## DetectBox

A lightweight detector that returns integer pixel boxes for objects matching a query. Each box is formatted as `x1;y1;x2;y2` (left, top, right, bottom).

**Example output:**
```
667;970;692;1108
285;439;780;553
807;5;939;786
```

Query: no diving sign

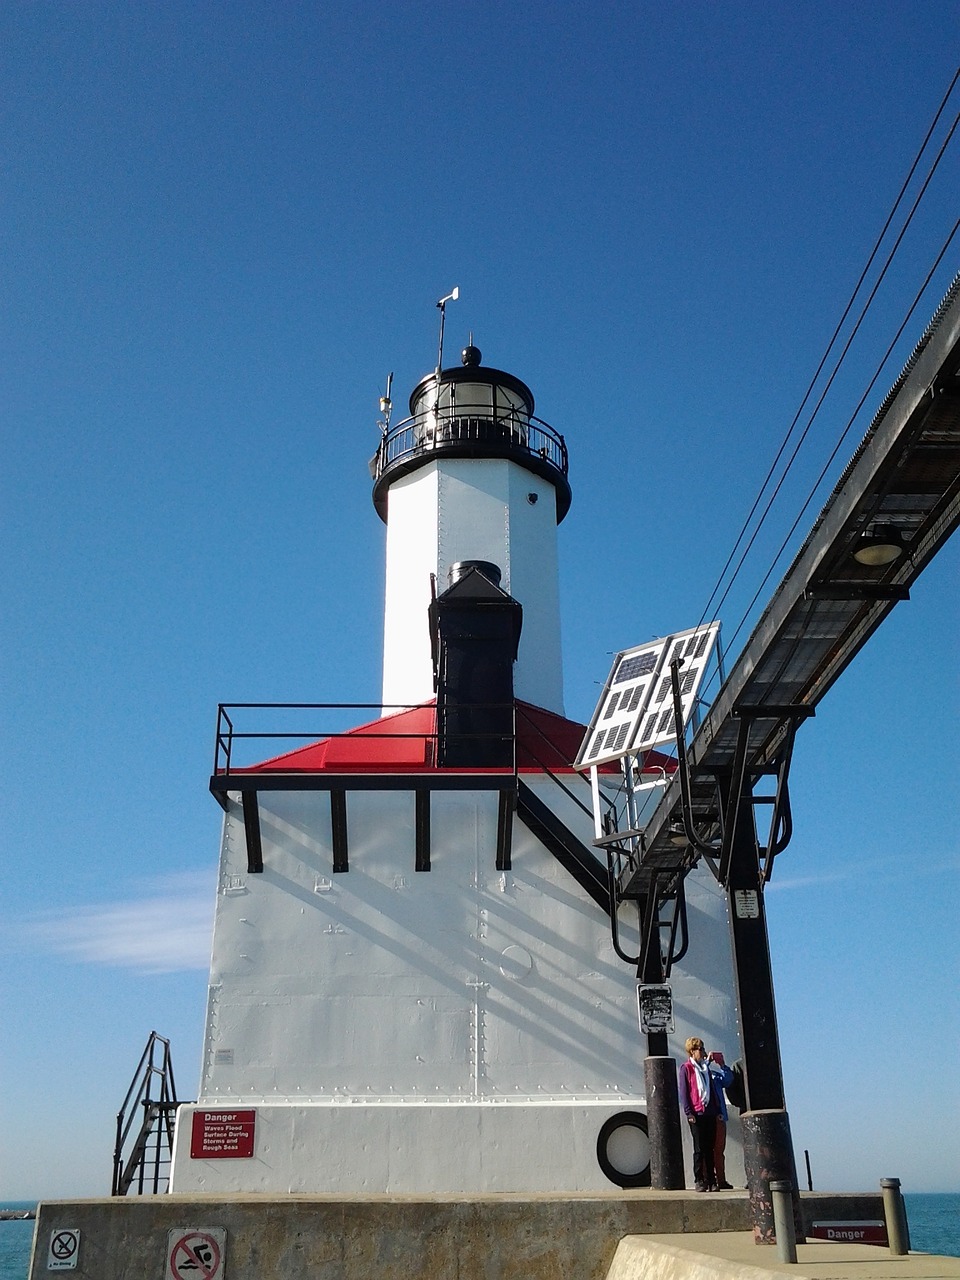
166;1228;226;1280
47;1228;80;1270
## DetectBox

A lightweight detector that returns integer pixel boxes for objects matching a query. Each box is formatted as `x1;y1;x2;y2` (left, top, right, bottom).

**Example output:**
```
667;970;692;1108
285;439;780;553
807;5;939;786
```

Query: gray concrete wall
28;1192;883;1280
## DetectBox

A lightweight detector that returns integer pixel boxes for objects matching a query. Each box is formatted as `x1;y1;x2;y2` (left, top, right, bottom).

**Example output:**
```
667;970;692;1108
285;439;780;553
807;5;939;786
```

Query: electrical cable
694;65;960;640
706;99;960;633
720;213;960;661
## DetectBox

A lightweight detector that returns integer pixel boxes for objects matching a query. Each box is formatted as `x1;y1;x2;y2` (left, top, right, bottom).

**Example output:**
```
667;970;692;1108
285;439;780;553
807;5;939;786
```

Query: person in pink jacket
677;1036;722;1191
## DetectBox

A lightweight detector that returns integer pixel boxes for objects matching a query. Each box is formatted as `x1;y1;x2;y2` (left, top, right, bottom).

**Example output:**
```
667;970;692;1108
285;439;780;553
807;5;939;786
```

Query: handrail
512;704;594;821
112;1031;182;1196
214;700;525;775
373;399;568;483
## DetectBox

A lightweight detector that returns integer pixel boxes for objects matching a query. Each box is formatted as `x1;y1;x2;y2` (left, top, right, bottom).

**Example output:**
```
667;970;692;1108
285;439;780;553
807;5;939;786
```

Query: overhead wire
694;64;960;647
721;212;960;662
692;64;960;694
709;98;960;631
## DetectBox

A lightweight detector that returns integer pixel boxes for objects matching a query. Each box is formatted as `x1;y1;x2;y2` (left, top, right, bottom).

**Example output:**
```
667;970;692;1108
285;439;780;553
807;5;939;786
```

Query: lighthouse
168;338;741;1195
377;341;568;714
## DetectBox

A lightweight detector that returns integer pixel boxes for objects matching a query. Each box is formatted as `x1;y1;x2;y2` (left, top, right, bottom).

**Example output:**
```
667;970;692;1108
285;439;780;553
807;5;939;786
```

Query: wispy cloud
767;868;855;892
11;869;215;974
767;851;959;893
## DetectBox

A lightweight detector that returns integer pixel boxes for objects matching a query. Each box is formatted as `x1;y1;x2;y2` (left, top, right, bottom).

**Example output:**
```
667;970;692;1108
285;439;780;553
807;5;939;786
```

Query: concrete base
608;1232;960;1280
170;1101;660;1194
28;1191;900;1280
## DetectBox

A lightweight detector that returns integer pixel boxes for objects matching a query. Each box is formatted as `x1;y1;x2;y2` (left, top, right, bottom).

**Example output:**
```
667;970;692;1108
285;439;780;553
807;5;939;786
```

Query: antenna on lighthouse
377;371;394;435
435;285;460;376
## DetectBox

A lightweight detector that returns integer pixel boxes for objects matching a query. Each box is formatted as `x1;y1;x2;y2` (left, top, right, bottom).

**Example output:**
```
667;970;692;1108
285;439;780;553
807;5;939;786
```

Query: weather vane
435;285;460;376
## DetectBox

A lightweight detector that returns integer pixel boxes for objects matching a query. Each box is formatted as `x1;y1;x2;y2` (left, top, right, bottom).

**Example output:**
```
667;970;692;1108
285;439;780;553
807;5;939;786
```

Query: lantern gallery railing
372;400;568;488
375;402;567;476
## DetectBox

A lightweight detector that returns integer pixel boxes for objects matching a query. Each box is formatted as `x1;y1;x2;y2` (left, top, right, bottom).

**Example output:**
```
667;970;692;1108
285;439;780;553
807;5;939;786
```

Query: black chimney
429;563;522;768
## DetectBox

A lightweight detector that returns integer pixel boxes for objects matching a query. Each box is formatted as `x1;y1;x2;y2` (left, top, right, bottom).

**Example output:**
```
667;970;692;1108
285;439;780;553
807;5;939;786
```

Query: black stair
516;779;611;914
112;1032;183;1195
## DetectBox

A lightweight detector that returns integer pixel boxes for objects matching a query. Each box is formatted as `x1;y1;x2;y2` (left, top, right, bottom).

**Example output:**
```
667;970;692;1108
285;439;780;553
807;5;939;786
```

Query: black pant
690;1114;718;1188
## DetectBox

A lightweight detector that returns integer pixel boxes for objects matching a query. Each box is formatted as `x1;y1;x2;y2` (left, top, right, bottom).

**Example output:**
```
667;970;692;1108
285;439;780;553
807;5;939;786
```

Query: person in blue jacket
707;1050;735;1190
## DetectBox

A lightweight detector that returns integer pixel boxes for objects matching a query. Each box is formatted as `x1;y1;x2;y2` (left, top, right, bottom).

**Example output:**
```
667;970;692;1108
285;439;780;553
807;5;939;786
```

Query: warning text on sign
190;1109;256;1159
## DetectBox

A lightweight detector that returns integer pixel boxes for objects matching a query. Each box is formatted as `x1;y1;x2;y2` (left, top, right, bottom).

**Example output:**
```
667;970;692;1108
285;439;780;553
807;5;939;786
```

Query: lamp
668;820;688;847
851;524;905;567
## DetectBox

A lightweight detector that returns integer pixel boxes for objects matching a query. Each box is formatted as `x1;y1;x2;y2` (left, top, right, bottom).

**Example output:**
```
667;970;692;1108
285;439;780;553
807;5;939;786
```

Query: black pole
644;1056;685;1189
721;773;803;1243
638;892;684;1189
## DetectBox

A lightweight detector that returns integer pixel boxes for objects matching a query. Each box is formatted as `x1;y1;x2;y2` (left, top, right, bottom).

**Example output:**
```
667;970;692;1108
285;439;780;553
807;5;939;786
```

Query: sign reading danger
191;1109;256;1158
166;1228;226;1280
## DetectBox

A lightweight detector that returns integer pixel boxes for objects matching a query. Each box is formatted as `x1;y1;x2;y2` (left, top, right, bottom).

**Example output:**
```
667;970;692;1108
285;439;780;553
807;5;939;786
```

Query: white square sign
47;1228;80;1270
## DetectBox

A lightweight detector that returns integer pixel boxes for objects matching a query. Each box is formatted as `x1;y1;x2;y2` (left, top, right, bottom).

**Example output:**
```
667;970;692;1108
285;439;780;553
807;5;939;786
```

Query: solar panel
574;622;721;769
615;651;658;682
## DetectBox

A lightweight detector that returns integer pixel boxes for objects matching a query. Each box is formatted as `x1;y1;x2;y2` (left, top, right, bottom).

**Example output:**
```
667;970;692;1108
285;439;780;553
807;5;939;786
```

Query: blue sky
1;1;958;1199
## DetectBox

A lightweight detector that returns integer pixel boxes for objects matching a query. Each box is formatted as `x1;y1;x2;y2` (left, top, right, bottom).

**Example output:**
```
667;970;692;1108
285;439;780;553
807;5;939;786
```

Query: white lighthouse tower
378;341;567;714
168;337;741;1195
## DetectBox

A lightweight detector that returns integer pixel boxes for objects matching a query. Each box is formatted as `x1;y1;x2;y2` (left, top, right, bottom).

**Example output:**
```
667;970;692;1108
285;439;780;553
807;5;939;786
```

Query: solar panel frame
574;622;721;769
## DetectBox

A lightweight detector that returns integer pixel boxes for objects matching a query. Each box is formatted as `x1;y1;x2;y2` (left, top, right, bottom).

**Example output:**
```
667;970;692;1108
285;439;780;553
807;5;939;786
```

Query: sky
1;1;958;1200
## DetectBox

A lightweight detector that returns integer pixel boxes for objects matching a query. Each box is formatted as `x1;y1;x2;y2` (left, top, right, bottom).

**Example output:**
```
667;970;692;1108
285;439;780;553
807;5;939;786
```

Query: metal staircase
112;1032;183;1195
514;779;610;914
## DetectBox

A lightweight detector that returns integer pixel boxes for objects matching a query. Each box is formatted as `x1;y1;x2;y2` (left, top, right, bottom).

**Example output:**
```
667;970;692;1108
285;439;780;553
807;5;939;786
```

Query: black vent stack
429;562;522;768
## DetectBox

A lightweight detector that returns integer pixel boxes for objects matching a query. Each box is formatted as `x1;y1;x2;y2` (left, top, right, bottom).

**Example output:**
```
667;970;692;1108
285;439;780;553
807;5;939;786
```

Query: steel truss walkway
618;273;960;904
605;274;960;1192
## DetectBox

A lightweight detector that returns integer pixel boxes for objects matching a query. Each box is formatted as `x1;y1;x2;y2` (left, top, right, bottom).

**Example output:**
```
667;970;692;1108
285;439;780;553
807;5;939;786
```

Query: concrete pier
26;1190;924;1280
608;1232;960;1280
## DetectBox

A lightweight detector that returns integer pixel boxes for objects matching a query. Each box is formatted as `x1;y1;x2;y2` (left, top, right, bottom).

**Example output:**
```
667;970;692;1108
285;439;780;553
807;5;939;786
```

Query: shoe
717;1181;733;1190
694;1181;707;1192
707;1183;719;1192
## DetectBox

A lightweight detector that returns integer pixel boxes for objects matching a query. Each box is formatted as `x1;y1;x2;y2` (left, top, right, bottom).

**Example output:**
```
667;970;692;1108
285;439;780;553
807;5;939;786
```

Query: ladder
112;1031;183;1195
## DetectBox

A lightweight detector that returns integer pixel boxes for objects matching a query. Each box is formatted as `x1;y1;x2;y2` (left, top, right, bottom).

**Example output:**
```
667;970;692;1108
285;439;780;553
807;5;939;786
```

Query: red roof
230;700;676;778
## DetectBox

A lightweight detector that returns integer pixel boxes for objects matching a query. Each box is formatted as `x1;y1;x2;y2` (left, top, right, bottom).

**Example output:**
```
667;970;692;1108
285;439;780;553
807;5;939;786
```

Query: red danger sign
810;1220;887;1245
190;1109;256;1158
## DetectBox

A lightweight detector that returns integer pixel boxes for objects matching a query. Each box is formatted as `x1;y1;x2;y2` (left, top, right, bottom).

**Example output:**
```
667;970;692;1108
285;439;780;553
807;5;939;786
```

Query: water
0;1205;35;1280
905;1192;960;1259
0;1194;957;1276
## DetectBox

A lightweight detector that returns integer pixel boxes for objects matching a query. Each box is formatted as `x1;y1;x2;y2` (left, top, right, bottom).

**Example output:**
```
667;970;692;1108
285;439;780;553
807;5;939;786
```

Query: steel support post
742;1112;804;1245
644;1056;685;1189
638;892;684;1189
722;775;802;1243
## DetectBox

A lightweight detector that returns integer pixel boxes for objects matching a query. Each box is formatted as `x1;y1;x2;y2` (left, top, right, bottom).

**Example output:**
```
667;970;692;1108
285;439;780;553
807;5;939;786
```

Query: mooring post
881;1177;910;1255
770;1179;798;1263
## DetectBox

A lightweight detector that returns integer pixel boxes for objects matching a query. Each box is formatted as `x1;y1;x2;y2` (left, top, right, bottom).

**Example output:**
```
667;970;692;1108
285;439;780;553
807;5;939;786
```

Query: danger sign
190;1108;256;1158
810;1220;887;1245
165;1228;226;1280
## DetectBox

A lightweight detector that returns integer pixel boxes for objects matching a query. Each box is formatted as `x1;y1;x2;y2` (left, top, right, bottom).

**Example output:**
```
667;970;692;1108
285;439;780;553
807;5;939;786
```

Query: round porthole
596;1111;651;1188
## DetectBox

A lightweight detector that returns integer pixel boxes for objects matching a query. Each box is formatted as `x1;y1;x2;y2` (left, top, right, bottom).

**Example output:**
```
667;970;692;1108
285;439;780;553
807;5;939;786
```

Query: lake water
905;1192;960;1259
2;1192;957;1277
0;1206;34;1280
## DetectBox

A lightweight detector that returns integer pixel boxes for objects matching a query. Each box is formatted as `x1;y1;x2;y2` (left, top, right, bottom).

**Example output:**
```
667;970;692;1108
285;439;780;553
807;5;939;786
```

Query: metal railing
372;400;568;483
213;701;525;776
214;703;410;775
112;1032;182;1196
